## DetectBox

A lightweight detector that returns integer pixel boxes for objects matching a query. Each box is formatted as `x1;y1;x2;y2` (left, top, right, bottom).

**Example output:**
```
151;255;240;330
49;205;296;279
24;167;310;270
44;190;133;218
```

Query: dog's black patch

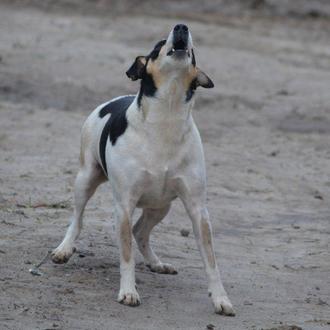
186;78;198;102
99;95;135;175
191;49;196;67
137;40;166;107
137;72;157;107
149;39;166;61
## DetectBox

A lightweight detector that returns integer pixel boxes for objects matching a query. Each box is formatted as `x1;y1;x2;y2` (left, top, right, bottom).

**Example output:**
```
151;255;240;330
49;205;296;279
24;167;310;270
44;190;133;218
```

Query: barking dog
52;24;234;316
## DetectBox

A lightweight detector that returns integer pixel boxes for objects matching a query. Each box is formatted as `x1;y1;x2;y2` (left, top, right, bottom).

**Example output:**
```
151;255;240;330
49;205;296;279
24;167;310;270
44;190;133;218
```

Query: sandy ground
0;2;330;329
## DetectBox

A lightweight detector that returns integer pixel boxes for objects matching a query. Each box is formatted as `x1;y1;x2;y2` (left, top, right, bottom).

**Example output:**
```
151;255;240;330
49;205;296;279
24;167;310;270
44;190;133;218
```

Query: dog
51;24;234;316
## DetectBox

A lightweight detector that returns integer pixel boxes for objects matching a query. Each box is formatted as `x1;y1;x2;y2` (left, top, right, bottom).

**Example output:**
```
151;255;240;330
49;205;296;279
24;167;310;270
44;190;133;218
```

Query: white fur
52;27;234;316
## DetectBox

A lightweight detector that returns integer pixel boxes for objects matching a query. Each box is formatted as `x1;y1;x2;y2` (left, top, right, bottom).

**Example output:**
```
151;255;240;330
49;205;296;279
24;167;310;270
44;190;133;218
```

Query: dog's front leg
181;195;235;316
116;207;140;307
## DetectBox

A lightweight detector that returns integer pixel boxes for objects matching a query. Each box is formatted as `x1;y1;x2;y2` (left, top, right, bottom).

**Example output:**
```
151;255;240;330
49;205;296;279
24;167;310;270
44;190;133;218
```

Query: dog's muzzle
167;24;190;58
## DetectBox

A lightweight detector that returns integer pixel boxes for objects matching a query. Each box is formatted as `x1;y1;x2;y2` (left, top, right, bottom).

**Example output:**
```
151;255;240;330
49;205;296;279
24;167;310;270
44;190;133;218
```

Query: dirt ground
1;1;330;329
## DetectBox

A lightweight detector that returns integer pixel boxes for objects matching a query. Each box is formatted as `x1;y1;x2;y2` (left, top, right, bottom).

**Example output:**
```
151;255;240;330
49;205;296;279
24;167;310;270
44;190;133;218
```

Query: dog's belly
136;170;178;209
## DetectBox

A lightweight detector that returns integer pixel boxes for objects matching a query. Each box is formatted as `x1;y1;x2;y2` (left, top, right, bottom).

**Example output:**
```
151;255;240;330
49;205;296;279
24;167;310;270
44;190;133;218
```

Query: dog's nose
174;24;189;34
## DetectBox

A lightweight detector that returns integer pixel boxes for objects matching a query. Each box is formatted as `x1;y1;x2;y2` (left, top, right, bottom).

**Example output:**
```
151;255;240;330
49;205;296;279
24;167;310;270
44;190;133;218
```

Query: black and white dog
52;24;234;315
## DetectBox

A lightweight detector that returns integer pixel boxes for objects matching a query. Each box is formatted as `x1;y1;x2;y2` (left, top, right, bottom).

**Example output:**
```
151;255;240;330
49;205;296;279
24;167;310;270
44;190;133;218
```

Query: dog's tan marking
120;217;132;263
201;218;216;268
180;67;198;103
183;66;198;88
146;45;200;98
146;59;163;89
183;67;214;91
147;56;198;98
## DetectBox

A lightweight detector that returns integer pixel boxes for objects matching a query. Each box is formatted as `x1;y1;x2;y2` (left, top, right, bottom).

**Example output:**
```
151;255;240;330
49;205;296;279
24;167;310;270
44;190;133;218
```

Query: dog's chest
135;164;179;208
105;101;200;208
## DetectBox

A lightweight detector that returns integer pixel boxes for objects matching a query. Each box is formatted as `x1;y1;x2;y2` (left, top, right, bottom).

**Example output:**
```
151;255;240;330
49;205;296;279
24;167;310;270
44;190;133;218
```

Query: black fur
191;49;196;67
186;78;198;102
137;72;157;107
126;57;145;81
137;40;166;107
149;39;166;60
99;95;135;175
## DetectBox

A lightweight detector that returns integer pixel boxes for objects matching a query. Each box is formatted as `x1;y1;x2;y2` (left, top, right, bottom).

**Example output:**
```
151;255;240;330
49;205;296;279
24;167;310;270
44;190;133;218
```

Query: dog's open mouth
167;39;190;57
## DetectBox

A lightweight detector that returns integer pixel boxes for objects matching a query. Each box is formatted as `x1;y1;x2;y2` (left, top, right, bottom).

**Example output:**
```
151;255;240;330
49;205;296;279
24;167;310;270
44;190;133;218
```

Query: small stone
314;192;323;200
244;300;253;305
180;228;190;237
277;89;289;96
269;150;279;157
63;288;74;294
206;324;215;330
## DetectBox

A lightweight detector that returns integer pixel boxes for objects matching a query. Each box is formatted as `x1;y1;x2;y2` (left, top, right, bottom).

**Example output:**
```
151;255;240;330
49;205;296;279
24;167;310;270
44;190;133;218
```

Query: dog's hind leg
52;162;106;264
133;205;177;274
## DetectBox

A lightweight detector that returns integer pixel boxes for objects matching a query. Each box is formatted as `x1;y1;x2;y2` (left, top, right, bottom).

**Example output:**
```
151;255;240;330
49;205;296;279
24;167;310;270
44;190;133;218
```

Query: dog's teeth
172;48;175;52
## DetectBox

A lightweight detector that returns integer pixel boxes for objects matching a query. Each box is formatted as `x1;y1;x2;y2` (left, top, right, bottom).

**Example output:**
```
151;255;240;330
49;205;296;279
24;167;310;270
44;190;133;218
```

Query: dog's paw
118;289;141;307
51;246;76;264
212;295;235;316
147;263;178;275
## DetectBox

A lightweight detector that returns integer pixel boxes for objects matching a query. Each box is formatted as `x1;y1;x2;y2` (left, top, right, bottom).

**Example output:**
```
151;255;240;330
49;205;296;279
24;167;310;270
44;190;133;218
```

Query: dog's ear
126;56;147;81
196;68;214;88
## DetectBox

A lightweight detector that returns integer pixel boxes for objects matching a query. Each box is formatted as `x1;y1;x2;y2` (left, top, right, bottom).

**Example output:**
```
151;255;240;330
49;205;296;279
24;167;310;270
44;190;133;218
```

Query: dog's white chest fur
135;167;176;208
102;97;198;209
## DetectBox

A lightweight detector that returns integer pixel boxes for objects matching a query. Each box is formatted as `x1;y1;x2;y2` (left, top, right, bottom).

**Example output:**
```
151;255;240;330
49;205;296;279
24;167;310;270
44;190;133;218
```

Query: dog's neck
127;78;194;144
139;73;194;123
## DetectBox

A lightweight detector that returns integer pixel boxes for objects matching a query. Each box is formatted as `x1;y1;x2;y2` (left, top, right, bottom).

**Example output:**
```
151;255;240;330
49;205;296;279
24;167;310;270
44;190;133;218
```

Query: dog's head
126;24;214;106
